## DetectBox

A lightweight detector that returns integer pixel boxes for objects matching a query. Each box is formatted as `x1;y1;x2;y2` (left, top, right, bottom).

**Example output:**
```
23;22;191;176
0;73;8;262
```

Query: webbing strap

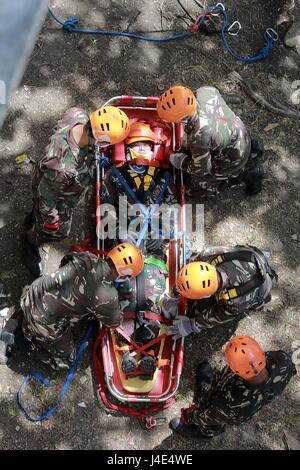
221;273;264;301
115;327;149;357
130;333;167;358
122;311;166;323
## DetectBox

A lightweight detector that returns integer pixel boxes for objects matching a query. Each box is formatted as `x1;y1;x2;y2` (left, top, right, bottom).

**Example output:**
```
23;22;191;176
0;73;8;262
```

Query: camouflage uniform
182;86;251;195
117;258;168;352
188;245;276;329
20;251;122;365
185;351;296;437
100;164;179;246
29;107;92;244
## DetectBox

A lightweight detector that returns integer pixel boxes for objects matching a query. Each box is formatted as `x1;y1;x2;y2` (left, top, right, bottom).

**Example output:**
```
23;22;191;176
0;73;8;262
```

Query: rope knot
62;17;80;31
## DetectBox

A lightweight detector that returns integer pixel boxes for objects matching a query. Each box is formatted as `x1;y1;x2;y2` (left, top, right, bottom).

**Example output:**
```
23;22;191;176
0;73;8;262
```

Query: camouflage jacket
32;108;92;224
187;351;296;436
20;251;122;337
183;86;251;179
117;257;168;315
188;245;276;328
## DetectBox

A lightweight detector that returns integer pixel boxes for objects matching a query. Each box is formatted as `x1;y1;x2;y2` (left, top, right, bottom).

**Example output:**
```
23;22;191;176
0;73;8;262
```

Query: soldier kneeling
163;245;277;338
169;336;296;439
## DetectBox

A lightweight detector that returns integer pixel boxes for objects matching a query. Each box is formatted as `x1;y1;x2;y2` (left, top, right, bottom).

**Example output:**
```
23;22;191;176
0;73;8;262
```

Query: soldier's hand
160;293;179;319
166;316;200;340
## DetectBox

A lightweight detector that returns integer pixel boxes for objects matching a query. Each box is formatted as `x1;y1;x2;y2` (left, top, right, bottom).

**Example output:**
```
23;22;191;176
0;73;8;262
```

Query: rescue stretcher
72;96;188;429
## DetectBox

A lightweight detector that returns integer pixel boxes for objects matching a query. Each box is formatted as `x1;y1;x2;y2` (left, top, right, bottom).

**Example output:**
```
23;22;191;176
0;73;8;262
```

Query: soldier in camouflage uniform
116;255;169;378
169;336;296;439
162;245;277;339
157;85;265;197
100;122;179;256
22;106;130;276
19;243;144;370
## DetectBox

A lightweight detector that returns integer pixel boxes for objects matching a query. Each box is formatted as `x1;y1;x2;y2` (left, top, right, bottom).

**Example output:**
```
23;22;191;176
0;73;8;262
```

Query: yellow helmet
90;106;130;145
176;262;219;300
107;243;144;278
157;86;197;123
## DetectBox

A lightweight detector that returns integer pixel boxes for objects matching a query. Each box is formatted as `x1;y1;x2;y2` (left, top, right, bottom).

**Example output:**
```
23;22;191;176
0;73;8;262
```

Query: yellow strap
157;359;170;368
114;345;133;352
133;175;141;189
211;255;224;266
221;287;238;301
143;167;155;191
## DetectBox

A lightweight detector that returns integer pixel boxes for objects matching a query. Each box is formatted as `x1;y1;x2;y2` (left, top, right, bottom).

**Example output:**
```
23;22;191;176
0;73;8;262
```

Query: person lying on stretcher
116;254;170;380
100;122;179;257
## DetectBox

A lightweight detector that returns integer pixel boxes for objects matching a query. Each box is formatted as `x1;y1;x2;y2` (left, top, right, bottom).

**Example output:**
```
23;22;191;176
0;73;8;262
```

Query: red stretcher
72;95;188;429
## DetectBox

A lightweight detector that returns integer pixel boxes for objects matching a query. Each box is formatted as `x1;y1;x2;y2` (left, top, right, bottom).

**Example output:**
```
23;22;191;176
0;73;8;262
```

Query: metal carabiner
211;3;225;16
227;20;242;36
265;28;279;42
145;417;157;430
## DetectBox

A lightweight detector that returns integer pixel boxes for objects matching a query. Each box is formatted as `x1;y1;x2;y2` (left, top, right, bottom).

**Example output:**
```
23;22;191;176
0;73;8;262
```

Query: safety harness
101;156;174;246
210;248;277;304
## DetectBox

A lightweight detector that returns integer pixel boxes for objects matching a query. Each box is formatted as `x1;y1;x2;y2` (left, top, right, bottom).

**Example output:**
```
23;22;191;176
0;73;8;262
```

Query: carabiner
227;21;242;37
211;3;225;16
265;28;279;42
145;417;157;429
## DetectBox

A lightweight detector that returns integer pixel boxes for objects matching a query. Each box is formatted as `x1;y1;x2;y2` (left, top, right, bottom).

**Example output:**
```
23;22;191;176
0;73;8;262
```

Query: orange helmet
176;262;219;300
157;86;197;123
224;336;266;380
125;122;156;145
107;243;144;278
89;106;130;145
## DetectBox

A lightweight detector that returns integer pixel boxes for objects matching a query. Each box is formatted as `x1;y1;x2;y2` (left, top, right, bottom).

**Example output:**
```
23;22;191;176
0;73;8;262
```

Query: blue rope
48;8;192;42
48;5;277;62
197;5;278;63
17;325;93;422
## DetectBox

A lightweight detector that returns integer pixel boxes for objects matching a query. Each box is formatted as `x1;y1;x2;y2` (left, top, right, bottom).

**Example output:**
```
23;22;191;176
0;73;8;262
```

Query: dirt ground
0;0;299;451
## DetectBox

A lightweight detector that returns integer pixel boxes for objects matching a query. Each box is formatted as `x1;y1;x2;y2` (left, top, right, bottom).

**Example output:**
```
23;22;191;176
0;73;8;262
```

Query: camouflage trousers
27;203;73;245
20;287;77;368
185;363;226;438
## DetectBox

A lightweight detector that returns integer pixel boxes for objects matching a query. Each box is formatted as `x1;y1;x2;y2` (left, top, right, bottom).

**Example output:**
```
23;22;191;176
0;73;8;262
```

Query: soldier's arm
190;246;242;262
193;301;237;328
183;150;212;176
93;284;123;328
36;168;69;223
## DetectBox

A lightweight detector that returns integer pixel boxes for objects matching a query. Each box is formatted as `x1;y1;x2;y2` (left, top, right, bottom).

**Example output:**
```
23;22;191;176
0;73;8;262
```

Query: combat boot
169;417;212;440
243;163;266;195
21;236;43;276
139;355;156;380
250;138;264;160
122;351;138;373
